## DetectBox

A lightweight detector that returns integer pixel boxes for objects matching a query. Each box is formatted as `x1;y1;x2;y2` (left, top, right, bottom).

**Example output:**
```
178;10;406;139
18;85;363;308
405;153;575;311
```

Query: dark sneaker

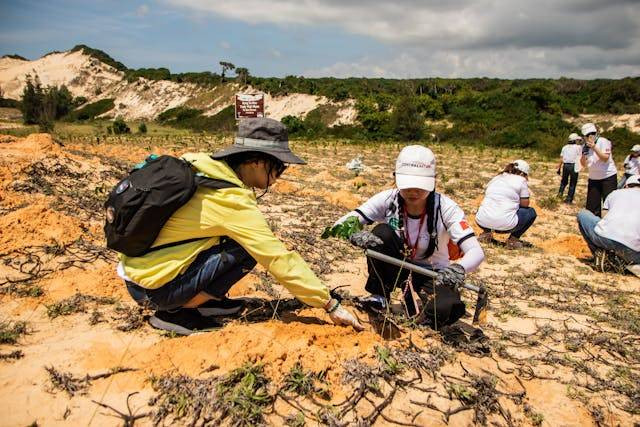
505;237;524;250
149;309;222;335
197;298;245;316
477;232;493;244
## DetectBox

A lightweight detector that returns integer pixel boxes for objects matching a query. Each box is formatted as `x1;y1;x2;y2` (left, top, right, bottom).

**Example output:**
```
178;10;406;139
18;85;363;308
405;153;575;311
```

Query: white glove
327;301;364;331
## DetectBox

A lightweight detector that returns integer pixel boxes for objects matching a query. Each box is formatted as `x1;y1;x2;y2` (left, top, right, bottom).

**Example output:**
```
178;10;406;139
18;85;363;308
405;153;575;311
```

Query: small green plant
524;404;544;426
376;346;403;376
216;363;273;426
45;293;115;319
537;194;560;210
282;363;331;400
138;122;147;134
0;320;28;344
448;383;476;403
282;363;315;396
284;411;306;427
321;216;362;239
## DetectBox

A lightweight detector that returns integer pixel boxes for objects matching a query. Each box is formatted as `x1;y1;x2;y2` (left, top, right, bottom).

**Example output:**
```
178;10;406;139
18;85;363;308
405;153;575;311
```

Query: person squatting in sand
475;160;537;249
331;145;485;328
577;174;640;278
117;118;363;335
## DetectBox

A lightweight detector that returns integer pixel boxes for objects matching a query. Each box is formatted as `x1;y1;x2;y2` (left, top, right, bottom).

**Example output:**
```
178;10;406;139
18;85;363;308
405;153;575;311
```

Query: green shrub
138;122;147;134
70;44;127;71
112;117;130;134
67;98;115;121
157;105;236;132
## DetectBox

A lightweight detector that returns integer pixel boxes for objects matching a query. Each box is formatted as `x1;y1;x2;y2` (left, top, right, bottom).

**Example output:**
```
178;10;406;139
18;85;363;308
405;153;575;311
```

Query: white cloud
136;4;150;17
164;0;640;77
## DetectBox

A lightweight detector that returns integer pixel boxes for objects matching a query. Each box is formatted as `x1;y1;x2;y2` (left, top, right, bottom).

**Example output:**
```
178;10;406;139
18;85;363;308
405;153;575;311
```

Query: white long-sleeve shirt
336;189;484;272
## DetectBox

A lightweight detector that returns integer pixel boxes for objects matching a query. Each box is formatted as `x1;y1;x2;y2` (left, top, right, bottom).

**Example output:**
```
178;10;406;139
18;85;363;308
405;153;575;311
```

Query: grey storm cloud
165;0;640;78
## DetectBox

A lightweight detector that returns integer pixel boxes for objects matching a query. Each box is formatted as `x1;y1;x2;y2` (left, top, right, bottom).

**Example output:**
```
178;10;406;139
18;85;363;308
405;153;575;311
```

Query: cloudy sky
1;0;639;78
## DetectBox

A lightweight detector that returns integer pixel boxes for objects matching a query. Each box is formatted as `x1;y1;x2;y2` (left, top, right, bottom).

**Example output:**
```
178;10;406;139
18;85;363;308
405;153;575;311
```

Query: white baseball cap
395;145;436;191
568;133;582;142
581;123;597;136
513;159;530;175
631;145;640;153
626;174;640;186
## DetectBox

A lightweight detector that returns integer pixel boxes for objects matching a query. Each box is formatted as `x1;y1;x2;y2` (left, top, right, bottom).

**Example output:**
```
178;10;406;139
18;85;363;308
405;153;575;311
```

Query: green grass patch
0;320;28;344
66;98;115;121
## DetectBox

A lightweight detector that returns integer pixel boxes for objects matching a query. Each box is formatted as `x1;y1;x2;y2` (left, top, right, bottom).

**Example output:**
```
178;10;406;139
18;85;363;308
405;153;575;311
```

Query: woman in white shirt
579;123;618;217
475;160;537;249
557;133;582;204
618;145;640;189
332;145;485;327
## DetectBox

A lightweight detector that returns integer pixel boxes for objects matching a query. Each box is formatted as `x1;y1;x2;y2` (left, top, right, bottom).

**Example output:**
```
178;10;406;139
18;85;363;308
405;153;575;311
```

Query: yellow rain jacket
120;153;330;308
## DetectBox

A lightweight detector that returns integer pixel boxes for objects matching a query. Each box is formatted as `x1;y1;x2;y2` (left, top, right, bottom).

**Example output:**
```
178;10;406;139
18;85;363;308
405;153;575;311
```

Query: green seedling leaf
321;216;362;240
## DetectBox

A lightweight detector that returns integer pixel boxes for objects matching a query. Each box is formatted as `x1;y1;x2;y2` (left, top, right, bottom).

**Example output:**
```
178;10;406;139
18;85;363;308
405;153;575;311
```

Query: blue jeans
480;207;537;239
126;239;257;311
577;209;640;264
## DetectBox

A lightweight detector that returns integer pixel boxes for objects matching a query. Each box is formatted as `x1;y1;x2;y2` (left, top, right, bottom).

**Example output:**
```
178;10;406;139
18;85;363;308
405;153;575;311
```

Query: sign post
235;93;265;119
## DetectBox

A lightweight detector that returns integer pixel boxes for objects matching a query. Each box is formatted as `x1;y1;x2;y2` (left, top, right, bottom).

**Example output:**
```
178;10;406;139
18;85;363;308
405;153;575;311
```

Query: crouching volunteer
618;145;640;189
332;145;485;327
577;174;640;278
117;118;363;334
475;160;536;249
557;133;582;204
580;123;618;217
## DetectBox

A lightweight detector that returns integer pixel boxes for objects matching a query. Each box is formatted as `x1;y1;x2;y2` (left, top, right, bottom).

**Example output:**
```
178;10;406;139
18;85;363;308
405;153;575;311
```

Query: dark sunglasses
273;159;288;177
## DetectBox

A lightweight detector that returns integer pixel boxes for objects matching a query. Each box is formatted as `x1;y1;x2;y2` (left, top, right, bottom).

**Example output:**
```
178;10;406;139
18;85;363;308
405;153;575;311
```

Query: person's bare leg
182;292;222;308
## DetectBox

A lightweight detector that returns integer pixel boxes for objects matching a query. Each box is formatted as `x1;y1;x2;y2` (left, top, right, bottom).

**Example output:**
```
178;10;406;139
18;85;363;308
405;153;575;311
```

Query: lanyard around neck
403;204;426;259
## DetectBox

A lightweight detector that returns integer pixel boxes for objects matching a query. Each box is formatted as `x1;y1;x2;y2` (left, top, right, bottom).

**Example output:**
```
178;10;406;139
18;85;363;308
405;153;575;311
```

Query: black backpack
104;155;237;257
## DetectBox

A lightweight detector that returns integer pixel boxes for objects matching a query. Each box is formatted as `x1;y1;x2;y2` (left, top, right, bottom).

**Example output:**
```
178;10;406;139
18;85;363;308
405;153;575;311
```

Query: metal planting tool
365;249;488;325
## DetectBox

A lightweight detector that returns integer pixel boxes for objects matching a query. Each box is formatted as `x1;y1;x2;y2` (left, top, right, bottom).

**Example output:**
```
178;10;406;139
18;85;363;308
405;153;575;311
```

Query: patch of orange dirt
271;179;301;194
227;273;260;297
0;203;83;253
538;233;591;258
135;317;382;384
0;133;62;162
324;189;363;210
310;170;337;183
39;263;129;302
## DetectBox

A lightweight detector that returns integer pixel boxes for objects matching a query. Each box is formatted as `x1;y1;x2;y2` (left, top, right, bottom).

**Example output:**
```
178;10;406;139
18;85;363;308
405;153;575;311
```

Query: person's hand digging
349;231;383;249
325;299;364;331
435;263;466;292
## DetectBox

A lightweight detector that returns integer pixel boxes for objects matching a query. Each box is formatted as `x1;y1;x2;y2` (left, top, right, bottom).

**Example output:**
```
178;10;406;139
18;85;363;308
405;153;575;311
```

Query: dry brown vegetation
0;133;638;426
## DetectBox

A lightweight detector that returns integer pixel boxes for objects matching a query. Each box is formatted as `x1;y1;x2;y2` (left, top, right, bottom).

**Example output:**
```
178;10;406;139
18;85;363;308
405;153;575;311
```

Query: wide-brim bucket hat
212;117;306;164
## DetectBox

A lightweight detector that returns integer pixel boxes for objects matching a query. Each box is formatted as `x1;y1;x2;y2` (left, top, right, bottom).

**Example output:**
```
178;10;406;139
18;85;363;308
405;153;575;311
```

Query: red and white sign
235;93;265;119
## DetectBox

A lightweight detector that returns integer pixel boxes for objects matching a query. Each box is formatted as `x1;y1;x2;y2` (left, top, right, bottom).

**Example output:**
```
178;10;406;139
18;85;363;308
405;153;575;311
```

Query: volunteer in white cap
556;133;583;204
579;123;618;217
618;144;640;189
331;145;485;328
475;160;537;249
577;174;640;278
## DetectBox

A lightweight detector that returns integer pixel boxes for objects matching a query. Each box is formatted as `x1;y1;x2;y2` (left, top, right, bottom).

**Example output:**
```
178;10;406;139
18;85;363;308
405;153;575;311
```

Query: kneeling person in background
475;160;537;249
618;145;640;189
577;174;640;277
332;145;485;328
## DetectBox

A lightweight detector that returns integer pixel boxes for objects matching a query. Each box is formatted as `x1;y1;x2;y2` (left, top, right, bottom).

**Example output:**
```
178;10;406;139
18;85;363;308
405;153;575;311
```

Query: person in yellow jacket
118;118;363;335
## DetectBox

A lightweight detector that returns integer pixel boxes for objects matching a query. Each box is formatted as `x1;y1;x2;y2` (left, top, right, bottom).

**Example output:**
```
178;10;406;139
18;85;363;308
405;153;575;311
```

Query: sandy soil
0;134;639;426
